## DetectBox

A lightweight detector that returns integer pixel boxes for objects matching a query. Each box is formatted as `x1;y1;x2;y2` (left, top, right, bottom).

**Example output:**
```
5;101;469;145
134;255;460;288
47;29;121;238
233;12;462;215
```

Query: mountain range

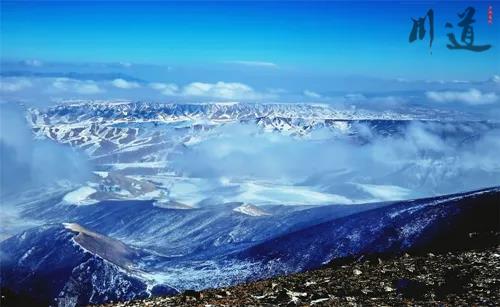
1;101;499;306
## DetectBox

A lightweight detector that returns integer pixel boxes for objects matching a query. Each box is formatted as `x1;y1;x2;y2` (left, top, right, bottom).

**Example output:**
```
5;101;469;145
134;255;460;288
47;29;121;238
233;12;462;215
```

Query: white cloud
344;93;367;101
111;78;140;89
226;60;278;68
171;121;500;201
370;96;407;105
342;93;406;106
22;59;43;67
118;62;132;68
149;82;179;95
426;88;498;105
182;81;270;100
51;78;103;95
0;78;32;92
303;90;322;99
149;81;273;100
75;83;103;95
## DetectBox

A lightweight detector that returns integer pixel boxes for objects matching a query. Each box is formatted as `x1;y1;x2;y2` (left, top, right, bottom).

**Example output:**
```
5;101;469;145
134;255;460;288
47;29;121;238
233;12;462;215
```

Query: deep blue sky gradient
1;1;499;80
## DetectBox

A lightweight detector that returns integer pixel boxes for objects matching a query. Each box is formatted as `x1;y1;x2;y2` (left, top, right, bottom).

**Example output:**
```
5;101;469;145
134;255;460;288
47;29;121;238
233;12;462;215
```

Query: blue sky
0;1;499;112
1;1;498;79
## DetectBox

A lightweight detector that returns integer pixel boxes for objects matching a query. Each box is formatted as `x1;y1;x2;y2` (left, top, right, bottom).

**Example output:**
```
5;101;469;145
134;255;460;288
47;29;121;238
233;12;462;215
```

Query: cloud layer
171;122;500;201
426;88;498;105
0;103;91;197
51;78;103;94
182;81;268;99
147;81;275;100
1;68;499;119
0;78;32;92
303;90;321;99
111;78;140;89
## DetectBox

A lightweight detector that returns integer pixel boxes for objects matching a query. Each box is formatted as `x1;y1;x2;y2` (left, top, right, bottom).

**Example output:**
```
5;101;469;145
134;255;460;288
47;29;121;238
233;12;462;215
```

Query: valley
1;101;499;306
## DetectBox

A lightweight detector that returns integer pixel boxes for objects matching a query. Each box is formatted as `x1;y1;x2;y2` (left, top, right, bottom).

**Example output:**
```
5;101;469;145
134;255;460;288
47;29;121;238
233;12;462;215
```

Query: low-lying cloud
0;78;32;92
149;81;276;100
182;81;268;100
426;88;498;105
111;78;140;89
1;69;500;120
171;121;500;200
149;82;179;95
303;90;322;99
0;103;91;197
51;78;104;95
1;76;278;104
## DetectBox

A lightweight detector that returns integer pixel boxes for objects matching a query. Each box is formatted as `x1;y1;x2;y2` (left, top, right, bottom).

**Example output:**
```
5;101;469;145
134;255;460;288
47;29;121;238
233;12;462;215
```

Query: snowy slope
0;223;176;307
233;204;271;216
2;187;498;304
235;187;500;278
27;101;465;160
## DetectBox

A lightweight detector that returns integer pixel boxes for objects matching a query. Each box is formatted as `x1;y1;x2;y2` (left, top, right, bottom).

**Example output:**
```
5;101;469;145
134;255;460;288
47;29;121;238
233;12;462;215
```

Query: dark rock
96;245;500;307
182;289;202;301
394;278;429;299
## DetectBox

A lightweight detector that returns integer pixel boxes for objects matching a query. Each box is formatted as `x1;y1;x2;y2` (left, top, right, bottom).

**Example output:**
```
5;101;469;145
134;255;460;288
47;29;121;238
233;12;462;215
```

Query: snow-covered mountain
0;223;176;307
24;101;499;207
14;191;386;257
27;101;469;160
2;187;498;306
233;203;271;216
29;101;439;126
2;101;499;306
235;187;500;278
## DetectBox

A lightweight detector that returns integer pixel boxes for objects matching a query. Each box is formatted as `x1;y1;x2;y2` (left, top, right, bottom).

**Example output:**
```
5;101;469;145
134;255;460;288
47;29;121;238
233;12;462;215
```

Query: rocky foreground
99;245;500;307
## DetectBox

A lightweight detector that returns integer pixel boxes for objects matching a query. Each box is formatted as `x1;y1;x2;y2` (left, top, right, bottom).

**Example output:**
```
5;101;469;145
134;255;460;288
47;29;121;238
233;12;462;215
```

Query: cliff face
97;244;500;307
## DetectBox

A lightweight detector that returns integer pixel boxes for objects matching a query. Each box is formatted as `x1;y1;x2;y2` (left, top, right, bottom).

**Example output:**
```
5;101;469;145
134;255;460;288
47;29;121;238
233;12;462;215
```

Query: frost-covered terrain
2;187;498;306
1;101;500;306
25;101;500;207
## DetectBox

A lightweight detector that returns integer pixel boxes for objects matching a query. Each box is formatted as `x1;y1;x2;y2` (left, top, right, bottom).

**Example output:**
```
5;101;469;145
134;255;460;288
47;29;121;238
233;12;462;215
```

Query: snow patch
233;204;271;217
63;186;98;205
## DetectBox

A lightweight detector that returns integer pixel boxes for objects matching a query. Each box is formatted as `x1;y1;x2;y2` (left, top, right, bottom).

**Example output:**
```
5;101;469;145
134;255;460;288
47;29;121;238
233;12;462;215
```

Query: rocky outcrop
97;244;500;306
